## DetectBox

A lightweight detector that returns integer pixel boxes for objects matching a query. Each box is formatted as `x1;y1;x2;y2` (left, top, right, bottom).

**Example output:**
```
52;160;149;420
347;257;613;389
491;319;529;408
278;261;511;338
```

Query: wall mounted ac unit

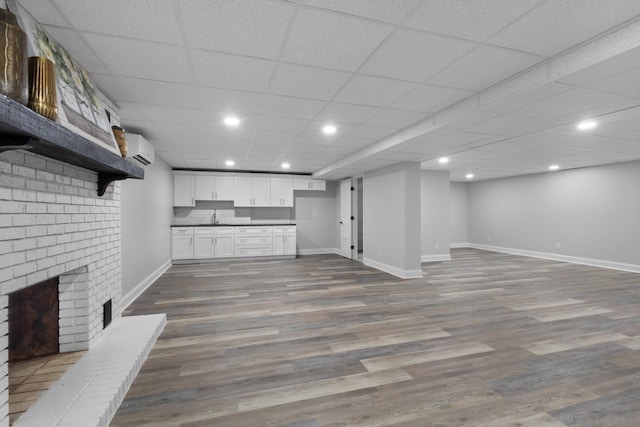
125;133;154;166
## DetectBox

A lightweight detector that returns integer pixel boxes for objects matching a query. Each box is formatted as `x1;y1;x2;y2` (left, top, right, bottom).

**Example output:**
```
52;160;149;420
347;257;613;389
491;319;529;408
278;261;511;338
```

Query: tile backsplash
173;201;293;225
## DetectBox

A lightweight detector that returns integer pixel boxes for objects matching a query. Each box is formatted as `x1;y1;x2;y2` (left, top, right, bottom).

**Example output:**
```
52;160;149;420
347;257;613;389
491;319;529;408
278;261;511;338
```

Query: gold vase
0;8;28;105
112;126;128;158
27;56;58;120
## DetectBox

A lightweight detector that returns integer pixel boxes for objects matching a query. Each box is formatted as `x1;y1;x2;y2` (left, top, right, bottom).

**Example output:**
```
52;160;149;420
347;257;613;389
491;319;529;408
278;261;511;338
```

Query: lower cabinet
171;227;194;260
273;226;296;256
172;225;296;260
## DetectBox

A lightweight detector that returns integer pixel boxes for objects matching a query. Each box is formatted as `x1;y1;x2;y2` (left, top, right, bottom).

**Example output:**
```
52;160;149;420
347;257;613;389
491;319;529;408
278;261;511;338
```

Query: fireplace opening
9;277;59;361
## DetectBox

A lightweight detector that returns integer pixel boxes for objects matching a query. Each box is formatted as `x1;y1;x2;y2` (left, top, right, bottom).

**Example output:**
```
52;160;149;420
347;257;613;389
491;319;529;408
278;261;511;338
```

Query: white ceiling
15;0;640;181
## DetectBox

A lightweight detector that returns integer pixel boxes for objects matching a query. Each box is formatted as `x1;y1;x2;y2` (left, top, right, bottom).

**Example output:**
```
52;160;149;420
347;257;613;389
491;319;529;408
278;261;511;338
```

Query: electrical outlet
555;242;561;250
486;235;491;242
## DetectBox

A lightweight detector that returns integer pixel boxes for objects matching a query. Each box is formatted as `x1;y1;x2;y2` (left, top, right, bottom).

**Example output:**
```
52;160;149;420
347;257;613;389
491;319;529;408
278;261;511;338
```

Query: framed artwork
11;0;121;156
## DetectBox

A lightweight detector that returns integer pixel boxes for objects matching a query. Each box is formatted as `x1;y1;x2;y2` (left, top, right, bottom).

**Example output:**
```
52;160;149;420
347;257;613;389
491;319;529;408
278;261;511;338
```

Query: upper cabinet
293;178;326;191
194;174;234;201
174;173;195;206
234;176;271;207
270;177;294;207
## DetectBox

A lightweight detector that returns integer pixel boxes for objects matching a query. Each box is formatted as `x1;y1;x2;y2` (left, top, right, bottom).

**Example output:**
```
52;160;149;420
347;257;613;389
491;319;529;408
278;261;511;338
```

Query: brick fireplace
0;149;123;425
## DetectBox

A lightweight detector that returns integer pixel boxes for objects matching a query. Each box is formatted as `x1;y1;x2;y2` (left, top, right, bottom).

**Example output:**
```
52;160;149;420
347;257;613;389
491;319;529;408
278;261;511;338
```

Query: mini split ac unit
125;133;155;166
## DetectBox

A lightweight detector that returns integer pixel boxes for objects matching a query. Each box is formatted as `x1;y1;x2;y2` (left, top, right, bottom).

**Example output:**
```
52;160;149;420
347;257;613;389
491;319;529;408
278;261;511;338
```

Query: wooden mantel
0;95;144;196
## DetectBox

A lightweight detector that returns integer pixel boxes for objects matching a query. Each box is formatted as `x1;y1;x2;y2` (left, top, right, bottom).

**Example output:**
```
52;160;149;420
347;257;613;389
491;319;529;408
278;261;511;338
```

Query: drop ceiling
15;0;640;181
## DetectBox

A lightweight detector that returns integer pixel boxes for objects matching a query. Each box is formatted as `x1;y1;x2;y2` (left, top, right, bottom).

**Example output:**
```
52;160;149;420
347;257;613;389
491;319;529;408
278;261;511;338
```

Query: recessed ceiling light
465;173;474;179
438;157;449;164
281;162;290;169
576;120;597;131
225;160;235;167
549;164;559;171
322;124;337;135
224;116;240;127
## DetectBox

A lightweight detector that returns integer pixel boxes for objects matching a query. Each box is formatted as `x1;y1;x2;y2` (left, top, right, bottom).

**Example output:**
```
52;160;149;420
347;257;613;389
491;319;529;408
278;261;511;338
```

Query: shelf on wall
0;95;144;196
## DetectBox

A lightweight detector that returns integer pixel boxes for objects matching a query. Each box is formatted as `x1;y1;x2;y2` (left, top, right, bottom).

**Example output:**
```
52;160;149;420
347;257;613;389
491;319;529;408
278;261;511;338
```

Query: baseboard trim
363;257;423;279
468;243;640;273
450;242;469;249
421;254;452;262
121;259;172;311
297;248;340;255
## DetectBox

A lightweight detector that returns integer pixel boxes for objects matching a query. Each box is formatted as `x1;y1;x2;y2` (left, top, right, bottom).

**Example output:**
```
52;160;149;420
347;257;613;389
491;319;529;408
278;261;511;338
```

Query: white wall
450;182;469;246
294;181;337;254
363;162;422;278
468;160;640;270
120;156;173;303
421;170;451;261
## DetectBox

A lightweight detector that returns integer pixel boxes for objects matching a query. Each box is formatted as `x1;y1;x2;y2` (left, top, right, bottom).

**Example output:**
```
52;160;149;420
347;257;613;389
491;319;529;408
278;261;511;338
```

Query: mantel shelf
0;95;144;196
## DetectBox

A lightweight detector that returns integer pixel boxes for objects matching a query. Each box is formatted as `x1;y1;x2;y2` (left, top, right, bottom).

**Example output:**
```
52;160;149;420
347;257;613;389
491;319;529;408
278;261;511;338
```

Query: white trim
363;257;424;279
468;243;640;274
421;254;452;262
297;248;340;255
450;242;469;248
120;259;171;311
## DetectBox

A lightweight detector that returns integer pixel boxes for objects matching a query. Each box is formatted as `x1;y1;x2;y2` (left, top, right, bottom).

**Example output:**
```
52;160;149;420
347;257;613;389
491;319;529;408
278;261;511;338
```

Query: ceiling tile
404;0;543;41
346;125;396;140
254;116;311;133
483;82;573;114
463;114;551;136
269;63;351;100
334;75;416;107
292;0;420;24
315;102;381;124
391;84;472;113
281;8;393;71
360;29;476;82
82;33;192;83
364;109;425;128
93;75;199;108
190;50;275;92
52;0;181;43
15;0;69;26
428;45;542;91
137;104;209;125
558;45;640;88
199;90;326;119
177;0;294;59
488;0;640;56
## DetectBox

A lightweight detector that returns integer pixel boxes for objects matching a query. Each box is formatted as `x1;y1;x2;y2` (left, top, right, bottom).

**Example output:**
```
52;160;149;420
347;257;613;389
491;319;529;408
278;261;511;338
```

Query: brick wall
0;150;123;426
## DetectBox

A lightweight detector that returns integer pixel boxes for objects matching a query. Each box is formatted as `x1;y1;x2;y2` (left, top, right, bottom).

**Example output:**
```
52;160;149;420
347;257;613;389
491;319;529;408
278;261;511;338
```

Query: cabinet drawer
172;227;193;235
273;226;296;233
194;227;215;234
235;235;272;245
235;226;273;234
214;227;234;235
234;246;272;257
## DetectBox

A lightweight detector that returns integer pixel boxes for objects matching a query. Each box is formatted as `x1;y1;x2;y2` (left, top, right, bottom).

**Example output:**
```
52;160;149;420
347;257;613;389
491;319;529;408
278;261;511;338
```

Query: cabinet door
195;175;214;201
214;176;234;200
272;233;284;255
234;177;253;206
214;234;234;258
309;179;326;191
172;235;193;259
194;235;214;258
252;177;271;206
174;174;195;206
293;178;309;190
270;178;283;207
284;232;296;255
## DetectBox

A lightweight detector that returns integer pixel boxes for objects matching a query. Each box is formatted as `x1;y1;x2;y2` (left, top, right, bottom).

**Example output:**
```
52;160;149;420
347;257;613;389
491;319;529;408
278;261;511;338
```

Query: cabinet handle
190;237;193;246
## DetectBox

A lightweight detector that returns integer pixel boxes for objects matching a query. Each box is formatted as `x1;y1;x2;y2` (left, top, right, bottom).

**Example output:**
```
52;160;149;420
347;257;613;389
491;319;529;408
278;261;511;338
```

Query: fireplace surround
0;149;125;425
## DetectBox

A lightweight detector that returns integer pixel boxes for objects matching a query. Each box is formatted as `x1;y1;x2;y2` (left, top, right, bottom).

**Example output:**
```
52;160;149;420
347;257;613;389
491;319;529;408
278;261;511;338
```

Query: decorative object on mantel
111;125;127;158
10;0;122;156
0;4;28;105
27;56;57;120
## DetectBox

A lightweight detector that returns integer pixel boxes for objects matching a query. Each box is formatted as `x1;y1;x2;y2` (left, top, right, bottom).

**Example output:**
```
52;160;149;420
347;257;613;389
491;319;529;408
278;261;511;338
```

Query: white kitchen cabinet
195;174;234;201
270;177;294;207
171;227;194;259
234;176;270;207
293;178;326;191
234;226;273;256
273;225;296;256
194;227;235;258
173;173;195;206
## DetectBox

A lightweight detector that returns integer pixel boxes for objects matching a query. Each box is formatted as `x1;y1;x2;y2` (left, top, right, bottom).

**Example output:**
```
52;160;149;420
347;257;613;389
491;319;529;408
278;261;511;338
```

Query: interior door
339;179;352;258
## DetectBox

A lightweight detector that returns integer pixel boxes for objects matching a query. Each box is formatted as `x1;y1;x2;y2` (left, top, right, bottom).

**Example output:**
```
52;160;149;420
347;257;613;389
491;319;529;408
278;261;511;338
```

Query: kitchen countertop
171;223;296;227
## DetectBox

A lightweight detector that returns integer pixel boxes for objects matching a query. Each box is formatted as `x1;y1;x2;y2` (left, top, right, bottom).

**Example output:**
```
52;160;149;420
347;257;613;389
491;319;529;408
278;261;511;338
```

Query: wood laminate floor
112;249;640;426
